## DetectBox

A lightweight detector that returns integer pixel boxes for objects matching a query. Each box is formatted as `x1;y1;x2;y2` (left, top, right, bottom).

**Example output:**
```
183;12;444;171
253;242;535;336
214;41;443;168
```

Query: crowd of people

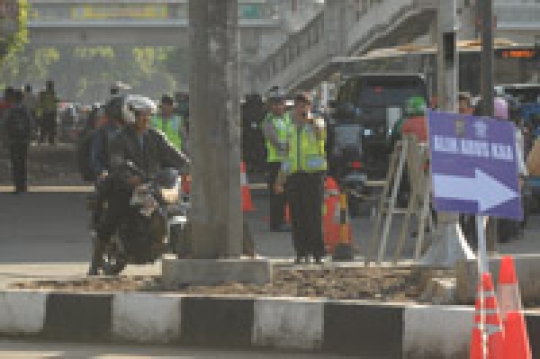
0;81;62;193
389;90;536;246
1;78;539;268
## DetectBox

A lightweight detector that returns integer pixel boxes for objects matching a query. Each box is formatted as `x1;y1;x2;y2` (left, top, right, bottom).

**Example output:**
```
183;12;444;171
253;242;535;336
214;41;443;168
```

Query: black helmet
266;86;287;102
105;95;134;124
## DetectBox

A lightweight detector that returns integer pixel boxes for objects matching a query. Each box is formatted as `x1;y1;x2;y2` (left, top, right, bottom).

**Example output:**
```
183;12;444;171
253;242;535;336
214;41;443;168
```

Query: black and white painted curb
0;290;539;358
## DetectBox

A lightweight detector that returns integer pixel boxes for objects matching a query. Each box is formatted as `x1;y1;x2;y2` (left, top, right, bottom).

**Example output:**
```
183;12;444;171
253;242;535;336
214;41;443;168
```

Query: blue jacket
89;123;122;178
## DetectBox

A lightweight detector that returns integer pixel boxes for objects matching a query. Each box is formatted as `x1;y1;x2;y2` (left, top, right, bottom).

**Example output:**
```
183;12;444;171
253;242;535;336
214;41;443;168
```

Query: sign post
428;110;522;273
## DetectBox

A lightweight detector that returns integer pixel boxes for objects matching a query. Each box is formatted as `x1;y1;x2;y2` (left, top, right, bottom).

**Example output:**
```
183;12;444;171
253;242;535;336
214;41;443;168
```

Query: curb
0;290;539;358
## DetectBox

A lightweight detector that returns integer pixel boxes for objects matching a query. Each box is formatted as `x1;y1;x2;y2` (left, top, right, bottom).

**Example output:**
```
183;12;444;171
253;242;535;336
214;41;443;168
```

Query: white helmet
127;95;157;117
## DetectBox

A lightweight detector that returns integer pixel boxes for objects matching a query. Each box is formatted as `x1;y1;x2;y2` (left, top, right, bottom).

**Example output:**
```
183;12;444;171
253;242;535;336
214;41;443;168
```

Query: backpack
76;127;108;182
5;106;32;143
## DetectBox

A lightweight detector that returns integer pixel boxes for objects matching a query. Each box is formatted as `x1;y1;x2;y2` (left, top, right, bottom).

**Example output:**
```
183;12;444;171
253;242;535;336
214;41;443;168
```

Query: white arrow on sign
432;169;518;212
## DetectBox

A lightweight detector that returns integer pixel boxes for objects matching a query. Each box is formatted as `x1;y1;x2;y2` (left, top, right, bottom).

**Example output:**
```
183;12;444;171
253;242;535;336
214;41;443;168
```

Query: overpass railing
494;1;540;30
256;0;438;92
27;1;280;26
257;13;327;91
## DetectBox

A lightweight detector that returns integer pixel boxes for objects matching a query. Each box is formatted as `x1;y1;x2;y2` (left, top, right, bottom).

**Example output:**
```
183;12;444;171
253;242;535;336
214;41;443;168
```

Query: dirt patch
11;267;423;302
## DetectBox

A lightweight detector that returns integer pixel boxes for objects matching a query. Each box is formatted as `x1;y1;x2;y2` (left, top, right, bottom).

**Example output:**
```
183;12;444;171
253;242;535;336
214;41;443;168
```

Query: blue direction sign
428;110;522;220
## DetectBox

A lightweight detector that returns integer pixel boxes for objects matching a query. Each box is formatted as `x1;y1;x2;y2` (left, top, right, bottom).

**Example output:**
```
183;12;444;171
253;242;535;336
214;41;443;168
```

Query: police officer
275;92;327;264
262;87;292;231
38;80;58;145
152;94;186;153
4;90;34;194
88;95;131;230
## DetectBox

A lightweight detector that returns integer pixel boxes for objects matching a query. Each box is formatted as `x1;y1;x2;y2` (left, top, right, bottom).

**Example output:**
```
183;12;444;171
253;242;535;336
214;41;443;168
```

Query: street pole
480;0;498;253
437;0;458;111
189;0;243;259
421;0;475;267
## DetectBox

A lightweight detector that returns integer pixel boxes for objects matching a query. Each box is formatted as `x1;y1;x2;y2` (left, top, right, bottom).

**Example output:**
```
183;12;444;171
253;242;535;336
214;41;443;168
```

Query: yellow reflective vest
263;112;292;162
282;121;327;174
152;114;183;150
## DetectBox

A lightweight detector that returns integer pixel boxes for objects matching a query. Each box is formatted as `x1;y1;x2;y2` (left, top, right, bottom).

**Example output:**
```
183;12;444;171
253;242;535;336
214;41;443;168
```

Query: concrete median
1;289;539;357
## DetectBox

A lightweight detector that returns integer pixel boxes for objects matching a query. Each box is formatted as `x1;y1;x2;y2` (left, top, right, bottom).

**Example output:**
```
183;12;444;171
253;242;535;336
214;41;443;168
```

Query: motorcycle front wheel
171;221;192;258
101;243;128;275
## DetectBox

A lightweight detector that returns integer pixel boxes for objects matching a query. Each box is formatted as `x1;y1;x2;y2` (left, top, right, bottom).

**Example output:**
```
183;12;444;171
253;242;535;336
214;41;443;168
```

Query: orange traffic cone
498;256;532;358
323;177;341;253
332;183;354;261
504;311;532;359
470;281;485;359
241;162;255;212
498;256;523;320
482;273;505;359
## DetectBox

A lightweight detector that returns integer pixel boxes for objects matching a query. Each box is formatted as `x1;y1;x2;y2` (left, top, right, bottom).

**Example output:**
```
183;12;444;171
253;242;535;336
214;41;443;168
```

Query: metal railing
27;1;280;24
256;0;438;92
495;2;540;30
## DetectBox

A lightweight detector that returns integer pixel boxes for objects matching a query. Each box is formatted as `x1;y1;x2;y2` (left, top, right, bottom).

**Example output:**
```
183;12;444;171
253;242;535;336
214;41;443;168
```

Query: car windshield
503;86;540;104
357;78;426;107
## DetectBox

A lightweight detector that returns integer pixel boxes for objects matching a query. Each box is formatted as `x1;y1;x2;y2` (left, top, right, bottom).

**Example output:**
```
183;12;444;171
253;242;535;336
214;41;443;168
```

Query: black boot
88;236;105;276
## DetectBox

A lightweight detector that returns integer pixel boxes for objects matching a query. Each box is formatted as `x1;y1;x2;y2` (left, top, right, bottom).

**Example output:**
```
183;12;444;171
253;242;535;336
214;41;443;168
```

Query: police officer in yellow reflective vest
275;92;327;264
152;94;186;152
262;87;292;232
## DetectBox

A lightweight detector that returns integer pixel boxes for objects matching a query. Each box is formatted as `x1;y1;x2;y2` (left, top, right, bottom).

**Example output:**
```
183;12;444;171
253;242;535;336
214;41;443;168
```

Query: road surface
0;340;351;358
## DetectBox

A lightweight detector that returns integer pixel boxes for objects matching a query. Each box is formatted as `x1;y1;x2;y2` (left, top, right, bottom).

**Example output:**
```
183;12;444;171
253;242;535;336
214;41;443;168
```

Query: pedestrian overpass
254;0;540;93
27;0;282;46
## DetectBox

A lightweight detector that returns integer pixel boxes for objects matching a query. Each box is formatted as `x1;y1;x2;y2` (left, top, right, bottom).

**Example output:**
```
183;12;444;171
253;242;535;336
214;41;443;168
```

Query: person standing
262;87;292;231
275;92;327;264
23;84;38;120
4;90;34;194
38;80;59;145
152;94;187;153
0;87;16;149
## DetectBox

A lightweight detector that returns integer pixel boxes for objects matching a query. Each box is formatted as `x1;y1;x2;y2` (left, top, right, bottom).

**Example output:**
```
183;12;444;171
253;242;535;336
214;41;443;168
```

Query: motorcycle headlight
160;180;181;204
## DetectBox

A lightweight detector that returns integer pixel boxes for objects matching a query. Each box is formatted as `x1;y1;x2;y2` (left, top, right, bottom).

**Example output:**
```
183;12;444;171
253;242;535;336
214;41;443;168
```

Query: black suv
329;73;429;180
327;74;429;214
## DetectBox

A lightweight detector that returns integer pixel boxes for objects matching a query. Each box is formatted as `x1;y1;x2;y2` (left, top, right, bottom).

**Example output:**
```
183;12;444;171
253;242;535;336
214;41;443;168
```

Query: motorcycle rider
88;95;131;229
389;96;428;147
88;95;190;275
90;95;130;183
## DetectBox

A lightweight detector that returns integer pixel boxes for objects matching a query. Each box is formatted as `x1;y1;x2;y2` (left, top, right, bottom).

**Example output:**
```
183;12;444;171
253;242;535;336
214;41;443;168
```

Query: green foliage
164;47;190;85
0;43;189;104
0;0;29;62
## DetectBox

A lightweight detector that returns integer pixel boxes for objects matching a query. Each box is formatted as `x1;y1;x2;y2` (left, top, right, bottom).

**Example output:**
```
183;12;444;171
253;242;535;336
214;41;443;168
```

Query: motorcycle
328;122;369;217
88;162;189;275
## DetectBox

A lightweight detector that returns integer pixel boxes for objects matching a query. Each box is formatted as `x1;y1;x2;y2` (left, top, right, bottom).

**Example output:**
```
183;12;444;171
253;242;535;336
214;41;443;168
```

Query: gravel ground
11;267;423;302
